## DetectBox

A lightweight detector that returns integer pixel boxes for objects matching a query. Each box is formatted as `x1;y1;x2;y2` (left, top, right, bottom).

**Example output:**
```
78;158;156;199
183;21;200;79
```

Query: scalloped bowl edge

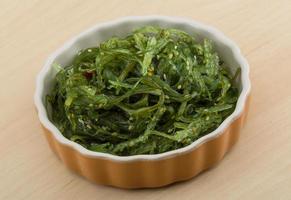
34;16;251;188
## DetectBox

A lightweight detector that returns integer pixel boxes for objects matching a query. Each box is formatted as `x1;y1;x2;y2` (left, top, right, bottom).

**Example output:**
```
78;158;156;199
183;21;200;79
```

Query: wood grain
0;0;290;199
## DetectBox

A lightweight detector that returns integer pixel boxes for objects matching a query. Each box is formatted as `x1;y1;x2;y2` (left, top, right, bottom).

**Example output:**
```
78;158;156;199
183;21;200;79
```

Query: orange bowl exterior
41;95;250;189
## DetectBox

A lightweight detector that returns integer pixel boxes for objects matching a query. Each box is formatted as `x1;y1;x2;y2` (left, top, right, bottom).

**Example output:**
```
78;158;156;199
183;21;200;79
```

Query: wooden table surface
1;0;291;199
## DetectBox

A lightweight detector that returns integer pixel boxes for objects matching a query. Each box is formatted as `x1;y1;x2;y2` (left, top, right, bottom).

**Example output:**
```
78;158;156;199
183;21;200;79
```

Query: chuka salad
47;26;239;156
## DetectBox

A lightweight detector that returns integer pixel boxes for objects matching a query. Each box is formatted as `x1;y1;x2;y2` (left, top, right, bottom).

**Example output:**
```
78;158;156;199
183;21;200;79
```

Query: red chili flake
83;71;95;80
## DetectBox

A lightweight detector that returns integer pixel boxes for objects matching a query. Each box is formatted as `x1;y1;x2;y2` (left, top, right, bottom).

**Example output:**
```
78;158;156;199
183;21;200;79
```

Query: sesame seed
177;85;182;89
163;74;167;80
148;71;153;76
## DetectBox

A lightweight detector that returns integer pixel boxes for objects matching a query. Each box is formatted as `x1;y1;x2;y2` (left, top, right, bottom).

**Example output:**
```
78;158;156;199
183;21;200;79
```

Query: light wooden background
1;0;291;199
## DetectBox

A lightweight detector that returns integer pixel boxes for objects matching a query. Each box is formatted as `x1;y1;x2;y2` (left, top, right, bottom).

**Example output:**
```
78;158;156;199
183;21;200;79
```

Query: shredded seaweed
46;26;239;156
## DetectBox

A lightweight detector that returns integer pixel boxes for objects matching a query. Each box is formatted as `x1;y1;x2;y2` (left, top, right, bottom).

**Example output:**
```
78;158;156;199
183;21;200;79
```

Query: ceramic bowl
34;16;251;188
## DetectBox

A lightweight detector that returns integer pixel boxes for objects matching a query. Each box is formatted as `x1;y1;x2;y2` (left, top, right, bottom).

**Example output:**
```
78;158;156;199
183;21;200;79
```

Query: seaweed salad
47;26;239;156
